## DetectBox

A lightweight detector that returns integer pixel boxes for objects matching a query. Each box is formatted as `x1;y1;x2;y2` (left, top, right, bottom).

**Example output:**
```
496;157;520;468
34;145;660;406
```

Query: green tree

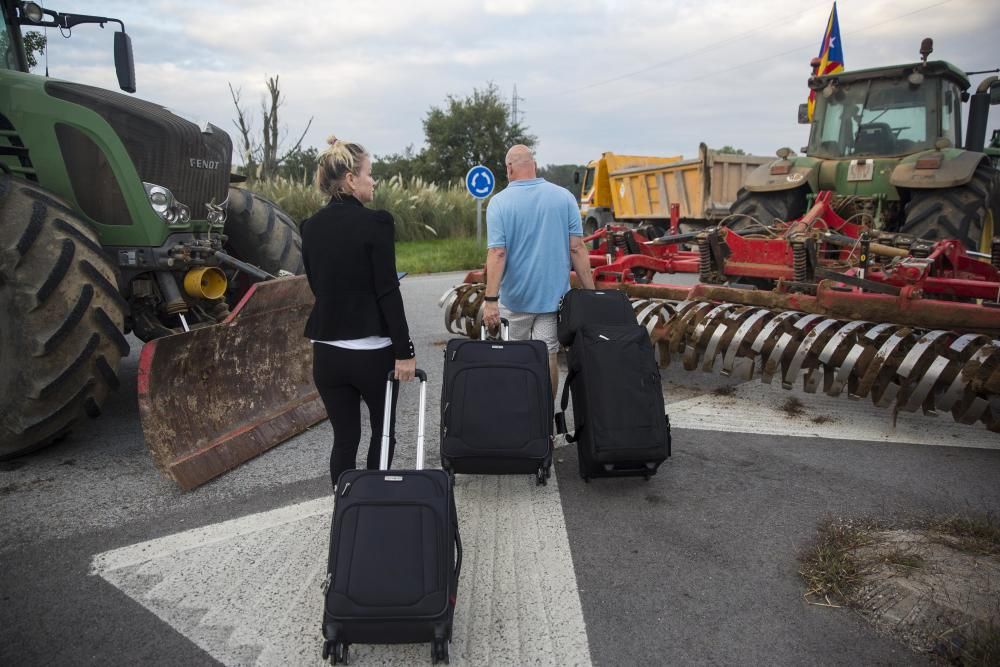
277;146;319;182
716;145;746;155
24;31;46;69
421;83;536;185
372;145;425;183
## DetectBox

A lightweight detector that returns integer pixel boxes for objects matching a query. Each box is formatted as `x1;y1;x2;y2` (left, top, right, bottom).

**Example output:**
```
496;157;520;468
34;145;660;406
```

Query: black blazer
301;195;414;359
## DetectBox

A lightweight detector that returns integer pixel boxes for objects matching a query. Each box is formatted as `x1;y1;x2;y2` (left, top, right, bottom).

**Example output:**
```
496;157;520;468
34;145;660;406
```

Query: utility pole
511;84;524;126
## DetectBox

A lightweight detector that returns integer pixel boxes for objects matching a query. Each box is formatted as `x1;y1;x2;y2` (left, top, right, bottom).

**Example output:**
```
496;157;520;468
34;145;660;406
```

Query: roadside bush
246;175;478;242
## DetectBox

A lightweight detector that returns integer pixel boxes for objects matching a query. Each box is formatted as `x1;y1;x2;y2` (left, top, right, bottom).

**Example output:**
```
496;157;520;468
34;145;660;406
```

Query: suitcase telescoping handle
380;369;428;471
480;317;510;341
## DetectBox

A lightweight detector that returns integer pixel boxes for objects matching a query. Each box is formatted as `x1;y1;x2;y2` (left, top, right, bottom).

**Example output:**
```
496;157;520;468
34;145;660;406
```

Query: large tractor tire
0;174;129;458
727;188;808;232
224;187;304;276
901;162;999;252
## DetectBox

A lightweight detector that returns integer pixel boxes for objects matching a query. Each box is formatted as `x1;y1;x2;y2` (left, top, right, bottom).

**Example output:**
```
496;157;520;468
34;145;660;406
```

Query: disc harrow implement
439;190;1000;432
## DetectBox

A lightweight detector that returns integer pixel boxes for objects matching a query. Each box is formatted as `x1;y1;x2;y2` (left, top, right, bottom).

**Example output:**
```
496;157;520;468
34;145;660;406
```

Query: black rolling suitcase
557;287;635;347
556;324;671;481
322;370;461;665
440;320;553;485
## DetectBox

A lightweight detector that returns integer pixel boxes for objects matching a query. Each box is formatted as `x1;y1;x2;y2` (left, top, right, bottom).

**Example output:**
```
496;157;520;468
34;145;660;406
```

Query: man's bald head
504;144;537;182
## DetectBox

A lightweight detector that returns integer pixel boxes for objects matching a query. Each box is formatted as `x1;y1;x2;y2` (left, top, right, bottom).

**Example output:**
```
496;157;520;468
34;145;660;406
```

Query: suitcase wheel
535;468;548;486
330;641;349;665
431;638;450;664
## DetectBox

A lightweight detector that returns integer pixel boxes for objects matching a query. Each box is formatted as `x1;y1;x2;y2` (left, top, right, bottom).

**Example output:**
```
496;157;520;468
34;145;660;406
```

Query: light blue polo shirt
486;178;583;313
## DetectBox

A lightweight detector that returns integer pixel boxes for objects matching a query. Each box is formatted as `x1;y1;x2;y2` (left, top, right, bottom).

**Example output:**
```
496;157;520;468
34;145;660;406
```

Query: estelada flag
807;2;845;122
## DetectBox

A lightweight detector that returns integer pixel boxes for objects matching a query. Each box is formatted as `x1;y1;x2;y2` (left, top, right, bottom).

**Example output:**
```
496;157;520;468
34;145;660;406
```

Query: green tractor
731;39;1000;252
0;2;306;461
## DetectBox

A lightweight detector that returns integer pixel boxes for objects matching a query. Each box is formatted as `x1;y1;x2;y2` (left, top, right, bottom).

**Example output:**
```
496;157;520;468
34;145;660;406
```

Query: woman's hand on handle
394;357;417;382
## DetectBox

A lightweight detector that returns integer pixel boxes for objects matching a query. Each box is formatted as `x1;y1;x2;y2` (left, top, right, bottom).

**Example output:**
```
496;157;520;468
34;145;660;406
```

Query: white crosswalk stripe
666;381;999;449
91;469;591;666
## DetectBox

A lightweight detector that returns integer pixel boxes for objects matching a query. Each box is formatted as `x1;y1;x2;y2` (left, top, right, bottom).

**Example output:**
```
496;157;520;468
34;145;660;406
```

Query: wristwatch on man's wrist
484;295;499;303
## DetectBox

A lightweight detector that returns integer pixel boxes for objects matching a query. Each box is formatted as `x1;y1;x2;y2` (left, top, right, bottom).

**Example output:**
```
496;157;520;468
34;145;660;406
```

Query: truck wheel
727;188;807;232
901;162;999;252
0;175;129;458
224;187;304;276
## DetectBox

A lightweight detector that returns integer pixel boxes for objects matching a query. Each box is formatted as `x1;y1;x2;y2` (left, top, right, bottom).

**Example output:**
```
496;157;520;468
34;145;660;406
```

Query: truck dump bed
608;143;771;223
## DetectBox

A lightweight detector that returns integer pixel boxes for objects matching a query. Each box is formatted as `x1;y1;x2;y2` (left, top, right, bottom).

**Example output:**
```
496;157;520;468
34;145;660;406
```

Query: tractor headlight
22;2;45;23
143;182;190;225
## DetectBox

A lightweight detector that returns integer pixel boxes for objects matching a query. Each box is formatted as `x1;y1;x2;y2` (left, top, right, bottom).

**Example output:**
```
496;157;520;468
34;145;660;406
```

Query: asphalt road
2;270;998;666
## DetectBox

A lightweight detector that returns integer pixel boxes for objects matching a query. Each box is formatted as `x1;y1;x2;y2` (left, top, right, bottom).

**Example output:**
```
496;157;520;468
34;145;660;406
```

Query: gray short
499;304;559;354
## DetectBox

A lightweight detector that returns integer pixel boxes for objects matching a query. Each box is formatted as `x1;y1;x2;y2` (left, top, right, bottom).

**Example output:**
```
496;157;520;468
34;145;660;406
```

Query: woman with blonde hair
302;136;416;488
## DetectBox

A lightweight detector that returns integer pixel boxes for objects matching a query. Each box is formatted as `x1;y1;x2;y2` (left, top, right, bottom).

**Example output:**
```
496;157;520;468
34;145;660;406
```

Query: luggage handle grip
480;317;510;341
385;369;427;382
381;369;428;471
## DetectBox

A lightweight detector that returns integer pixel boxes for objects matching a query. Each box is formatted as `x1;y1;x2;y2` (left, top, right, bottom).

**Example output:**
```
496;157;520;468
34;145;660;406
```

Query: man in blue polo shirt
482;144;595;396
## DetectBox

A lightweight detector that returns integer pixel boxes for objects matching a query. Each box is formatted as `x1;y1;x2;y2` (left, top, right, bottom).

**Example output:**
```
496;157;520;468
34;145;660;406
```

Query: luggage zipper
340;482;352;497
321;572;332;594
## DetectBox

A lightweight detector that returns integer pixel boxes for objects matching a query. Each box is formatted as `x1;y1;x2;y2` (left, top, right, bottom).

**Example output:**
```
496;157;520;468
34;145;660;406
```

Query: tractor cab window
941;83;962;148
809;78;935;158
582;166;595;198
0;8;19;70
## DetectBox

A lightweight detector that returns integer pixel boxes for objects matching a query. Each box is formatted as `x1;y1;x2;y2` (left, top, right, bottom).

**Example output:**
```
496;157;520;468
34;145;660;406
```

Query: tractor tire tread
0;175;128;458
901;162;998;250
224;186;305;276
729;187;808;231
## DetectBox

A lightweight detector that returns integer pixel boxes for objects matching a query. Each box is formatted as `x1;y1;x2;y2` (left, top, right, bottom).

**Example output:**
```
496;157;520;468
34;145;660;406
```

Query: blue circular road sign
465;165;495;199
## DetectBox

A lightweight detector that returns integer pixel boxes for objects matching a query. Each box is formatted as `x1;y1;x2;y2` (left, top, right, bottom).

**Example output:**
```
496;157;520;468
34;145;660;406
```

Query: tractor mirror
798;103;810;124
573;170;580;185
114;31;136;93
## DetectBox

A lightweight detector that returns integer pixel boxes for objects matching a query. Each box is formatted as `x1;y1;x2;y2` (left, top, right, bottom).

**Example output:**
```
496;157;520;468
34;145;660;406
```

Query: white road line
666;382;1000;449
91;469;591;666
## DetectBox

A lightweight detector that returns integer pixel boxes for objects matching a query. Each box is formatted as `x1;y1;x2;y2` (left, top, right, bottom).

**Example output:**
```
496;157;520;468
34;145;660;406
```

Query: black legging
312;343;398;486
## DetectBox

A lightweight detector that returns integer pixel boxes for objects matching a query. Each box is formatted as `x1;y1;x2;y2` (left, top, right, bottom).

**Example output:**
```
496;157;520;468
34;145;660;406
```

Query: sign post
465;165;495;244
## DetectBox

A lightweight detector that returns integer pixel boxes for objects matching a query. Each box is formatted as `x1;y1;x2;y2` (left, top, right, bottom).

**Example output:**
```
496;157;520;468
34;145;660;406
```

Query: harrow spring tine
858;328;912;407
756;312;810;384
783;317;842;392
907;356;950;415
818;320;872;396
635;301;663;335
671;301;714;357
936;335;992;413
895;330;951;413
441;287;463;334
750;311;802;356
721;308;773;377
701;306;755;373
684;303;734;371
438;285;461;308
840;323;900;399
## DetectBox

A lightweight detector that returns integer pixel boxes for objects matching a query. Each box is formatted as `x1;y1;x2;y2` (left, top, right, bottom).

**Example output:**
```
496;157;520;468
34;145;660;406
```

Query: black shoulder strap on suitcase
554;369;578;443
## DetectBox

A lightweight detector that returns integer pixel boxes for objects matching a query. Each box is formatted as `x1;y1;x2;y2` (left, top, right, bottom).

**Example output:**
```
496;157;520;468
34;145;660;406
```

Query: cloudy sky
28;0;1000;168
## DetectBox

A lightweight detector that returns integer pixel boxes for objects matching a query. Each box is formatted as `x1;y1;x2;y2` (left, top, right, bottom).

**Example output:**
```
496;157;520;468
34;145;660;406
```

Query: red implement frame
460;192;1000;336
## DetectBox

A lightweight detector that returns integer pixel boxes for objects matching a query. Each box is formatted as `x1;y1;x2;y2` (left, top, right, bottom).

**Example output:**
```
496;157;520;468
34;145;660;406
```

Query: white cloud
28;0;1000;166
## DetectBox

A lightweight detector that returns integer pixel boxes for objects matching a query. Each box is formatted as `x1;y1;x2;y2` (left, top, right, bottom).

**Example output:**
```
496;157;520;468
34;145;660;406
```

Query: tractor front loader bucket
137;275;326;490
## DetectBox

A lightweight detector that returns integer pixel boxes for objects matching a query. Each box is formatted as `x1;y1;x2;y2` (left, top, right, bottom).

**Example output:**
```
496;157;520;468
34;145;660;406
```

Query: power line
541;0;833;99
543;0;954;101
606;0;955;101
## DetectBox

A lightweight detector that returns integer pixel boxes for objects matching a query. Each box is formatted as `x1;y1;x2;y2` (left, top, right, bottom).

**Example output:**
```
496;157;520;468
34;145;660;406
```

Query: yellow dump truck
575;144;772;235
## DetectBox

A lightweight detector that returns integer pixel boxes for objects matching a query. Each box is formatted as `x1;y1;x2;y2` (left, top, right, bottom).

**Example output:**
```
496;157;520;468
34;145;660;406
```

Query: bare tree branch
228;82;259;178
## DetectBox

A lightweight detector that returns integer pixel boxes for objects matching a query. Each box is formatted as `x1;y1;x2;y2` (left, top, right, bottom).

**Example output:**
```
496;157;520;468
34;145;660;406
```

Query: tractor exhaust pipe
965;75;997;153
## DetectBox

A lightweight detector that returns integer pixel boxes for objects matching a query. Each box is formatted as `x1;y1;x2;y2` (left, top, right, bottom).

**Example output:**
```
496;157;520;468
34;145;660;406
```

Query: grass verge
799;514;1000;665
395;237;487;275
